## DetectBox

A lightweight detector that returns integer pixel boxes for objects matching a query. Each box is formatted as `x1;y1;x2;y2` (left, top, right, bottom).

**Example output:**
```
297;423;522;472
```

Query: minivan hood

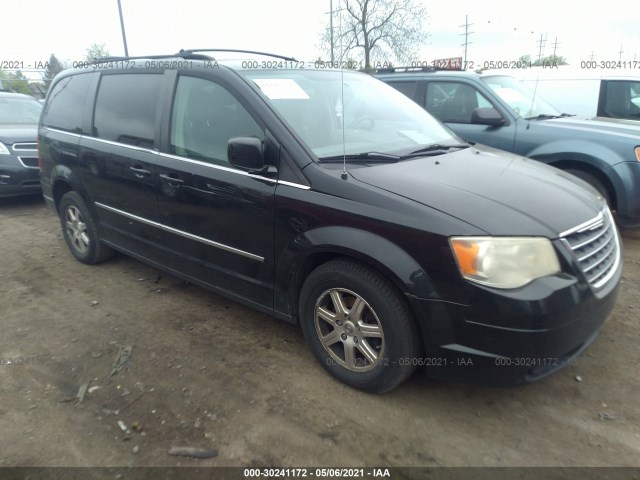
0;125;38;144
348;145;605;237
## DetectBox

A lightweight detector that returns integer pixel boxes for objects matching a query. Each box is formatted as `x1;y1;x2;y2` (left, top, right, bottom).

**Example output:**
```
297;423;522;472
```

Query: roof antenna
526;72;540;130
338;1;348;180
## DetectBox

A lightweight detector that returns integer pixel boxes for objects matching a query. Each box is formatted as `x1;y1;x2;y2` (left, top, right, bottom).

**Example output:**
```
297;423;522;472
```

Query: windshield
481;75;560;119
241;69;459;159
0;96;43;125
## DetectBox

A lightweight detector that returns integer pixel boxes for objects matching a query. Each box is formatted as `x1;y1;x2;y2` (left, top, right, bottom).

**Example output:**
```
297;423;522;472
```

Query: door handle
159;173;184;186
130;166;151;178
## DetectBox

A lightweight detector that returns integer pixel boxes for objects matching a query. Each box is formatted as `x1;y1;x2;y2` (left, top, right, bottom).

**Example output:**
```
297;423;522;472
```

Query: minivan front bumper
408;260;621;387
0;160;41;198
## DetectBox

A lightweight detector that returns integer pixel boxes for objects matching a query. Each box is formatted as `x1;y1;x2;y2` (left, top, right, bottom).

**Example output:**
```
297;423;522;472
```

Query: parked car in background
0;91;42;198
376;67;640;228
499;67;640;123
39;52;621;392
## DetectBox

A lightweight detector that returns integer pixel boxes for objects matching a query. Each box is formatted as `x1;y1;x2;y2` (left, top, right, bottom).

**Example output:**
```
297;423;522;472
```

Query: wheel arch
546;159;617;210
275;226;437;325
50;164;91;213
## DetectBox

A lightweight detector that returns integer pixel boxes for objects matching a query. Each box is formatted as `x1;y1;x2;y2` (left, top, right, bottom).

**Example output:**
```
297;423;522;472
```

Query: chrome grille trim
561;209;620;289
12;142;37;151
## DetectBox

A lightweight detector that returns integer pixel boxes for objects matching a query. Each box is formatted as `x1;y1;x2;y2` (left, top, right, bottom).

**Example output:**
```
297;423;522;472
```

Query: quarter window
42;73;93;133
170;76;263;166
599;80;640;119
93;74;163;148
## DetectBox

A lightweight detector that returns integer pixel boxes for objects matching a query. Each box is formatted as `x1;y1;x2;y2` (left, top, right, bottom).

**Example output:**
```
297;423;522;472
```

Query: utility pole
618;45;624;63
552;36;560;58
536;33;547;63
117;0;129;56
589;51;596;61
459;15;474;70
330;0;334;64
326;1;344;63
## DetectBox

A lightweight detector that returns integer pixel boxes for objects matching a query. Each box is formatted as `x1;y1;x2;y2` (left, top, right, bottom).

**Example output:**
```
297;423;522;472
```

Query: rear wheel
59;191;113;264
299;259;420;393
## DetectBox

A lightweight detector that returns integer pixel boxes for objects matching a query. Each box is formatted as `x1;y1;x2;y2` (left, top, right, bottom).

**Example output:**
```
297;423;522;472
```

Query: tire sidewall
59;192;100;264
300;262;416;392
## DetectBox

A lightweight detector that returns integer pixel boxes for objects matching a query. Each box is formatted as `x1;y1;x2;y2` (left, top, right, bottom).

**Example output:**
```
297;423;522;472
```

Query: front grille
12;142;37;151
17;156;39;168
561;209;620;289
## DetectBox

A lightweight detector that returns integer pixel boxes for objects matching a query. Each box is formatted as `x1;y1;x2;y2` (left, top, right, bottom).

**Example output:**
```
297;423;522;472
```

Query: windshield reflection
482;75;561;119
242;70;459;160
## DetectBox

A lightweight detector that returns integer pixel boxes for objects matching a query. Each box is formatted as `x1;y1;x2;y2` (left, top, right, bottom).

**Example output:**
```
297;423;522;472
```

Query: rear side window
387;81;418;100
42;73;93;133
93;74;163;149
599;80;640;120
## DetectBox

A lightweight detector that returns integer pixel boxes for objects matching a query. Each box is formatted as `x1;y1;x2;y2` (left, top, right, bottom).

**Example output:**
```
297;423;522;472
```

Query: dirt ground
1;195;639;470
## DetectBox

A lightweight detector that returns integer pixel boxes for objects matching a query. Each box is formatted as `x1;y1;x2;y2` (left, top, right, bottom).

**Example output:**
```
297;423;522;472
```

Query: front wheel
59;191;113;264
299;259;420;393
566;169;611;206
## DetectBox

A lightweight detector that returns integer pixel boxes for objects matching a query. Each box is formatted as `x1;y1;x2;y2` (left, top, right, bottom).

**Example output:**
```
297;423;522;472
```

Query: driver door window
426;82;492;124
170;76;263;167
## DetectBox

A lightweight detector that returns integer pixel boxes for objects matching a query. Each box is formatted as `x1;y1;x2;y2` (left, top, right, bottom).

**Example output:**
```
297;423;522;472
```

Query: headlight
0;142;11;155
450;237;560;289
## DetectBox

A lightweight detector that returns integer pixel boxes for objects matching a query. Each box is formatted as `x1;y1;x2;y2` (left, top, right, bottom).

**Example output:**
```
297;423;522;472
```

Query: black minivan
38;51;622;392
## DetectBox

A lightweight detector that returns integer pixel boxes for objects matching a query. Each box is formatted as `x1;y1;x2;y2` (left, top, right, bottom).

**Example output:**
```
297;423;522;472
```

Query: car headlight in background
450;237;561;289
0;142;11;155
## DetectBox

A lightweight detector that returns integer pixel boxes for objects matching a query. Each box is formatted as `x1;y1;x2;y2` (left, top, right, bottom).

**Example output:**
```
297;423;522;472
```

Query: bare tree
326;0;428;70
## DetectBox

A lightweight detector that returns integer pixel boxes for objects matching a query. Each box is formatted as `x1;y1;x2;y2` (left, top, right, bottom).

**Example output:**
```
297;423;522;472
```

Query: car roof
0;91;38;99
374;68;485;80
483;67;640;81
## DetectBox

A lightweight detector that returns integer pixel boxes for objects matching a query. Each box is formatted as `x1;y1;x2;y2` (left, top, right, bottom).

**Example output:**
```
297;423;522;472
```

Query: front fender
274;226;442;320
525;140;627;170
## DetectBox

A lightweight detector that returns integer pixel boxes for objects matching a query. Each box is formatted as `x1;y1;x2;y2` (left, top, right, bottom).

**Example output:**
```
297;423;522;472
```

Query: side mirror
471;107;506;126
228;137;264;171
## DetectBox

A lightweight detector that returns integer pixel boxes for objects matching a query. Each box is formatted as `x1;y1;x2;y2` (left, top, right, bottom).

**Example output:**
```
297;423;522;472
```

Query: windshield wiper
400;143;469;158
524;113;564;120
318;152;401;163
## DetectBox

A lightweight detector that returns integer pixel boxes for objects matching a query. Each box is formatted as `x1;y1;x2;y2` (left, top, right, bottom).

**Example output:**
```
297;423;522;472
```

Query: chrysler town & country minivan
38;51;621;392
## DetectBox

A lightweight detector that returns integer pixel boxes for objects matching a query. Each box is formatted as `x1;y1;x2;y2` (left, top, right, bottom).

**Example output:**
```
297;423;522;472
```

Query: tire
566;169;611;206
59;191;113;264
299;258;420;393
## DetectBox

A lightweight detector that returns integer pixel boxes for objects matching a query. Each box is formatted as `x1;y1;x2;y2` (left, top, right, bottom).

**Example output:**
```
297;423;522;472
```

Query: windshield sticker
253;79;310;100
398;130;433;144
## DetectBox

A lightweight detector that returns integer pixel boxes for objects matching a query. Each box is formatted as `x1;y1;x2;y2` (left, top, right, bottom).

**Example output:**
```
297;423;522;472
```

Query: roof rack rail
177;49;298;62
375;66;438;74
89;53;208;65
89;49;297;65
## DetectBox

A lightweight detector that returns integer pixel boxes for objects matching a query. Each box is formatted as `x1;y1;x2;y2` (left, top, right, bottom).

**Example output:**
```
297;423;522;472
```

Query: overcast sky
3;0;639;80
